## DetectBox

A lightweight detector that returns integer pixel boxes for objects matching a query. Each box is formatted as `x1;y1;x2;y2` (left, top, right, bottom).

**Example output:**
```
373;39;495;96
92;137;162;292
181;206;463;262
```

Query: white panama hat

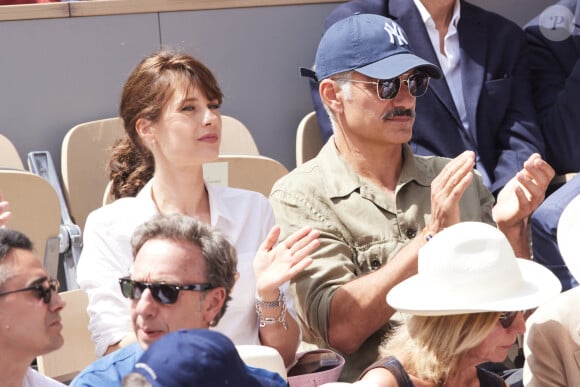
387;222;561;315
557;194;580;281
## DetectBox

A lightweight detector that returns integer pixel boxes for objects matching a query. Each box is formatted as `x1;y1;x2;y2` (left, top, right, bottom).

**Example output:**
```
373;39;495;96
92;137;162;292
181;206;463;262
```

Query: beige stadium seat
203;154;289;197
236;345;287;381
65;115;257;225
61;117;125;231
296;111;323;166
0;133;24;169
0;170;60;279
103;154;288;205
36;289;96;383
220;115;259;155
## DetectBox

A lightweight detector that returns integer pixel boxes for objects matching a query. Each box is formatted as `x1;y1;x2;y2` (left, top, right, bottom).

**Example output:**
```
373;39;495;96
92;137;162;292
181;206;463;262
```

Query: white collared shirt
413;0;491;187
77;180;291;357
22;368;65;387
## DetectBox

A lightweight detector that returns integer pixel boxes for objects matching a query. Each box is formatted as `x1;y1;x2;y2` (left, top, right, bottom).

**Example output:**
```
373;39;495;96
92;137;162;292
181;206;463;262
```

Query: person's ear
135;117;156;148
319;79;344;115
204;287;227;325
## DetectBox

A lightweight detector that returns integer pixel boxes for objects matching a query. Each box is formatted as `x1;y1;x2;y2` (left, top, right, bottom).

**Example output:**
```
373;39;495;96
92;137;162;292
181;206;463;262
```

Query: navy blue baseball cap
125;330;286;387
302;13;441;82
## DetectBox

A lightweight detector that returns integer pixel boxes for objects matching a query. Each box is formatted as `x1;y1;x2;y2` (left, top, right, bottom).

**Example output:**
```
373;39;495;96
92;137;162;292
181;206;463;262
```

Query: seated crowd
1;1;579;386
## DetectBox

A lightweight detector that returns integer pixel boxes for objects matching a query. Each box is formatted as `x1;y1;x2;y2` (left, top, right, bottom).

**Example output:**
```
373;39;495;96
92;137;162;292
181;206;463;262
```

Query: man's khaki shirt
270;139;495;381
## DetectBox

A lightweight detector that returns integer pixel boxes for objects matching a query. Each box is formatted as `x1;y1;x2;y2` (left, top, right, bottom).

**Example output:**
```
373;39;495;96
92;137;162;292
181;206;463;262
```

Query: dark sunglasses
119;277;213;305
499;310;534;329
337;72;431;100
0;278;59;304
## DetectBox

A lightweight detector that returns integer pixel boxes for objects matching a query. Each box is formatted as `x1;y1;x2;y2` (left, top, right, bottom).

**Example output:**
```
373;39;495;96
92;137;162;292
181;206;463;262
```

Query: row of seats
0;114;301;382
64;115;264;231
0;110;320;291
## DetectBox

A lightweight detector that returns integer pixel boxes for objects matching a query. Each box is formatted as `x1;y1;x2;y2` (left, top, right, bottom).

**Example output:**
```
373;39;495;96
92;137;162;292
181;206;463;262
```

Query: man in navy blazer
525;0;580;176
309;0;545;194
525;0;580;291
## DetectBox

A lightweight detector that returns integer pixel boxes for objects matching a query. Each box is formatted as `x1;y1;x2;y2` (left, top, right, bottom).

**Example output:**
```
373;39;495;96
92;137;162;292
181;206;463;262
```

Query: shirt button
370;259;381;270
405;228;417;239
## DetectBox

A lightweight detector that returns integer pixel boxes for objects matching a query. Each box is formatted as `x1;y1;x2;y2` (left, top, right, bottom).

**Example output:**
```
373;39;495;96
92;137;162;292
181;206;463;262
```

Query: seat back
36;289;97;383
236;345;287;381
0;170;61;279
61;117;125;230
204;155;289;197
296;111;323;166
220;115;259;155
103;154;288;205
64;116;257;226
0;133;24;169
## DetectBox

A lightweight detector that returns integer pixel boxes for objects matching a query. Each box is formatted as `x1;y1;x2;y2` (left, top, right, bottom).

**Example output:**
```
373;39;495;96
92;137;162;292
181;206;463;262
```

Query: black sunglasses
337;72;431;100
0;278;59;304
119;277;213;305
499;310;534;329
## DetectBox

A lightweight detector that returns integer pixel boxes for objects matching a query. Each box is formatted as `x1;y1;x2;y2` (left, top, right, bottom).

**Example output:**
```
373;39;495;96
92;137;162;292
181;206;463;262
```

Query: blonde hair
380;312;500;384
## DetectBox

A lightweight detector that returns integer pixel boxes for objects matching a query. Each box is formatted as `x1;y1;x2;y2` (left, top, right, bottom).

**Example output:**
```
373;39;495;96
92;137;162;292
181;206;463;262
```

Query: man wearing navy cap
310;0;546;197
270;14;554;381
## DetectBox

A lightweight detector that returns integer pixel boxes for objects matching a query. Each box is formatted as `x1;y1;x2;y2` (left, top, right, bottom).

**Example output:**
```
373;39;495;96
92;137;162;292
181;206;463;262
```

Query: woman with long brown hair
77;50;319;366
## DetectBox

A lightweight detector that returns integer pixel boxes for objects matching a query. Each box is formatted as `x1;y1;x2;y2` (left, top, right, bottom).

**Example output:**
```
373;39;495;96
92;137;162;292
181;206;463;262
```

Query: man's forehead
2;257;48;287
132;238;205;279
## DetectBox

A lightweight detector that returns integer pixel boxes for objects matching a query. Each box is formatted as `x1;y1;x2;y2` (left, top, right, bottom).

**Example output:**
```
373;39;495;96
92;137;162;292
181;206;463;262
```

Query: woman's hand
253;225;320;299
0;193;11;228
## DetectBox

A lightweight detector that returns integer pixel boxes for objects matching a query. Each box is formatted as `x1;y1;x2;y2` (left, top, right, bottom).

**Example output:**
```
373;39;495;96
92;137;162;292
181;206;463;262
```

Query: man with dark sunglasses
308;0;546;198
270;14;554;382
0;228;66;387
71;213;264;386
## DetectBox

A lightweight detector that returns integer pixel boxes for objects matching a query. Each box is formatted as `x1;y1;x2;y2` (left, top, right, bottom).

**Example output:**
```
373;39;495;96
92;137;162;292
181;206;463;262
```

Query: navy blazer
525;0;580;174
310;0;545;193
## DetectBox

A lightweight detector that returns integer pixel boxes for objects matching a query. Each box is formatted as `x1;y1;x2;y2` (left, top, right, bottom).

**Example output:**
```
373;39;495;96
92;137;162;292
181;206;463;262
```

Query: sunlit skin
110;235;233;354
0;192;11;227
362;312;526;387
133;78;221;225
130;238;226;350
330;71;417;157
141;80;222;172
0;250;65;387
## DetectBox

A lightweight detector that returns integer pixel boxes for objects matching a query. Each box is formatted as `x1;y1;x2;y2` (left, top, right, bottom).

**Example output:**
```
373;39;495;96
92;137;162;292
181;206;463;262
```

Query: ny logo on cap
384;21;408;46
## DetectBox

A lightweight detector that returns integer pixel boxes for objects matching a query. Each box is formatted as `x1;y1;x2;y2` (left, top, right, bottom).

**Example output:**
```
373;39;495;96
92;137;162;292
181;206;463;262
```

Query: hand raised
253;225;320;298
0;193;11;228
428;151;475;233
493;153;554;228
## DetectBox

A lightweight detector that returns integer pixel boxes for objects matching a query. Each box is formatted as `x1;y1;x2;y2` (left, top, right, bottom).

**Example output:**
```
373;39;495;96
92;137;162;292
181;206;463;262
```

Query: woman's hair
109;50;223;199
379;312;500;384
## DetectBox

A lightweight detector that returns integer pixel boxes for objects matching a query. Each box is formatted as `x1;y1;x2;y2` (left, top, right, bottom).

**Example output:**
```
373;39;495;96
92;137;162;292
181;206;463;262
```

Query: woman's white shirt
76;181;283;357
22;368;66;387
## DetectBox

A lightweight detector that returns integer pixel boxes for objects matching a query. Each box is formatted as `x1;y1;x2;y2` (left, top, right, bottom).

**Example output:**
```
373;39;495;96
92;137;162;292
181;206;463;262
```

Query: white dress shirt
77;180;289;357
22;368;65;387
413;0;491;187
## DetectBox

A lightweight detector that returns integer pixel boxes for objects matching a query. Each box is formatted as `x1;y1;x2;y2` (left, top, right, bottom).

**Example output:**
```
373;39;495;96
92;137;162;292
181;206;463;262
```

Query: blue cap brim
355;53;442;80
